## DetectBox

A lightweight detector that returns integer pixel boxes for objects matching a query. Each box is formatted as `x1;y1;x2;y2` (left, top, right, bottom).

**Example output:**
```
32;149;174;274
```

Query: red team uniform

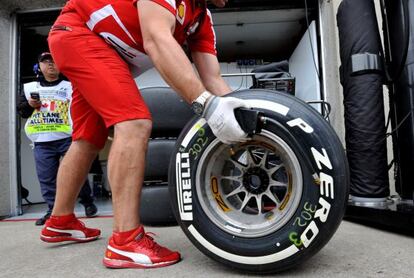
49;0;216;148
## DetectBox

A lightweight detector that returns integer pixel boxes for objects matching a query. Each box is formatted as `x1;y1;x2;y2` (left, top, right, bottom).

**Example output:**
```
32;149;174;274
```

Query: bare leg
52;140;99;216
109;119;152;232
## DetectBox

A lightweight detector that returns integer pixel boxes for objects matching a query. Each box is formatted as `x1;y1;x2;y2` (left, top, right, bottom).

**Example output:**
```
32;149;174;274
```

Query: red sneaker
40;214;101;243
103;226;181;269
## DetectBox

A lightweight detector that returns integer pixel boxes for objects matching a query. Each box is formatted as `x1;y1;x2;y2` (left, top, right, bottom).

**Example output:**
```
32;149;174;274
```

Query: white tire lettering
300;221;319;248
320;172;334;199
314;197;331;223
287;118;314;134
311;147;333;170
176;152;193;221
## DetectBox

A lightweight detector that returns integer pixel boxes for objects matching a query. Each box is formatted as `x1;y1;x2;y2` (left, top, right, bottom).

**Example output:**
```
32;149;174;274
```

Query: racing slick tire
140;184;177;226
169;89;349;273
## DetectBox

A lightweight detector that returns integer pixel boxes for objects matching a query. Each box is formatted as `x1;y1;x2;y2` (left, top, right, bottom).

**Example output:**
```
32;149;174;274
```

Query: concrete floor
0;218;413;278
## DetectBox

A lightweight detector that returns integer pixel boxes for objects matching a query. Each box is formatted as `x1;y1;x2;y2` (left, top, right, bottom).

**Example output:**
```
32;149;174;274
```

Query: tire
145;139;176;180
141;87;193;137
140;184;177;226
168;89;349;273
140;86;192;225
141;138;177;226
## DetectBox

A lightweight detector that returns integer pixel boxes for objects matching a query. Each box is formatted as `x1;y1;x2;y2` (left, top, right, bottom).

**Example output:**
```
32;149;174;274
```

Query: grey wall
0;9;12;217
321;0;345;144
0;0;66;217
0;0;66;11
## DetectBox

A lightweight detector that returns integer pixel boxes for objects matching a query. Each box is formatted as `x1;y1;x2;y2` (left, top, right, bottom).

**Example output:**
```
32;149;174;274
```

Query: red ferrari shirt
62;0;216;72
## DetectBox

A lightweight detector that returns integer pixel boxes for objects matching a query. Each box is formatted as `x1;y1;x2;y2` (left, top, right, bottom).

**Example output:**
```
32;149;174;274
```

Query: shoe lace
73;219;86;229
140;232;161;252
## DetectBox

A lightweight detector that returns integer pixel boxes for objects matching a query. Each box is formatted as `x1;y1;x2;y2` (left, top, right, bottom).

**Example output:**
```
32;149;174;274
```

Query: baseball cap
38;52;53;62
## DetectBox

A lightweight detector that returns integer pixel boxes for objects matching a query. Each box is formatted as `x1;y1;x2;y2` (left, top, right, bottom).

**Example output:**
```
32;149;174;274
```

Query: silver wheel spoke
267;163;284;176
258;150;269;168
239;193;252;211
264;189;281;205
255;194;263;214
246;149;257;167
269;181;288;187
252;149;264;163
228;157;247;171
225;185;246;198
221;175;242;183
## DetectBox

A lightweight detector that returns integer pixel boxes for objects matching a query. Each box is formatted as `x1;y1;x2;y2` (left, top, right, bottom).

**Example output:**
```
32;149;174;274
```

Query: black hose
381;0;410;83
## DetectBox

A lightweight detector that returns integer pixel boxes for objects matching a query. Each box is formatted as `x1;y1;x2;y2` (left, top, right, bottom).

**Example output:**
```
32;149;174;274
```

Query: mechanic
41;0;249;269
18;52;98;226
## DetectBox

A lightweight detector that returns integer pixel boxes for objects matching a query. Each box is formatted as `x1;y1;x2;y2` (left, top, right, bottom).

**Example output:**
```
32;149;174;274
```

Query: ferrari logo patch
176;2;186;25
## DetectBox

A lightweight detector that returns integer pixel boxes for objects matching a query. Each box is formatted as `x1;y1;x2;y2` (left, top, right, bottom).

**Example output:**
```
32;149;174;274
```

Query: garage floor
0;218;413;277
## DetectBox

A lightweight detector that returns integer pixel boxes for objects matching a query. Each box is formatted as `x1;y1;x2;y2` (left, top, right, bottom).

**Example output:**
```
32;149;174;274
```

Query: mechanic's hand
203;96;250;144
28;98;41;109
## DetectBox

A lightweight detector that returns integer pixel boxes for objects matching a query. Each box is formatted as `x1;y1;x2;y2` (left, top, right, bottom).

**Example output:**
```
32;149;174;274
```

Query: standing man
18;52;98;226
41;0;248;269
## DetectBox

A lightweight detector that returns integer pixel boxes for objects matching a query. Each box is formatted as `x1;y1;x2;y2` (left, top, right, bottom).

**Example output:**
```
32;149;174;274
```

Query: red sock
113;226;144;245
49;213;77;226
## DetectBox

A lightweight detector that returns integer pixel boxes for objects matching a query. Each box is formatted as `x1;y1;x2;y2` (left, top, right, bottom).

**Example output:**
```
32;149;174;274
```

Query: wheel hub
243;167;269;194
196;130;303;238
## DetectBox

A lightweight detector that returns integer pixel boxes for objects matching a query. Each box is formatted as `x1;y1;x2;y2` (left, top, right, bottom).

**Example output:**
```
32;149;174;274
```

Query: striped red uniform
64;0;216;73
48;0;216;148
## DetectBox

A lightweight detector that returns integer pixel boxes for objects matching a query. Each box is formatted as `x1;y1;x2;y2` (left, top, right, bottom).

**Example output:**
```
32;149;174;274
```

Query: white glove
203;96;250;144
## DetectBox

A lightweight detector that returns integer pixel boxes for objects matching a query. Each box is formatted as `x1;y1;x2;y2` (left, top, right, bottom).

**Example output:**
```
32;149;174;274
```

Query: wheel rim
196;129;303;238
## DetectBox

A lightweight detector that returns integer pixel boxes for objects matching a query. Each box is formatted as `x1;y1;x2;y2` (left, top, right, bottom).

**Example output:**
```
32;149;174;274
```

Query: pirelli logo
176;152;193;221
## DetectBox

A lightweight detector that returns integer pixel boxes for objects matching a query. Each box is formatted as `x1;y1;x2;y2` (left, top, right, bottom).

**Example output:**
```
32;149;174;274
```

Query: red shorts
48;10;151;149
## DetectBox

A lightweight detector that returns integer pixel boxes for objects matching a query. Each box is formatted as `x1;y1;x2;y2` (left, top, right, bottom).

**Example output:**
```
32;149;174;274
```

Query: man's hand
28;98;41;109
203;96;250;144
